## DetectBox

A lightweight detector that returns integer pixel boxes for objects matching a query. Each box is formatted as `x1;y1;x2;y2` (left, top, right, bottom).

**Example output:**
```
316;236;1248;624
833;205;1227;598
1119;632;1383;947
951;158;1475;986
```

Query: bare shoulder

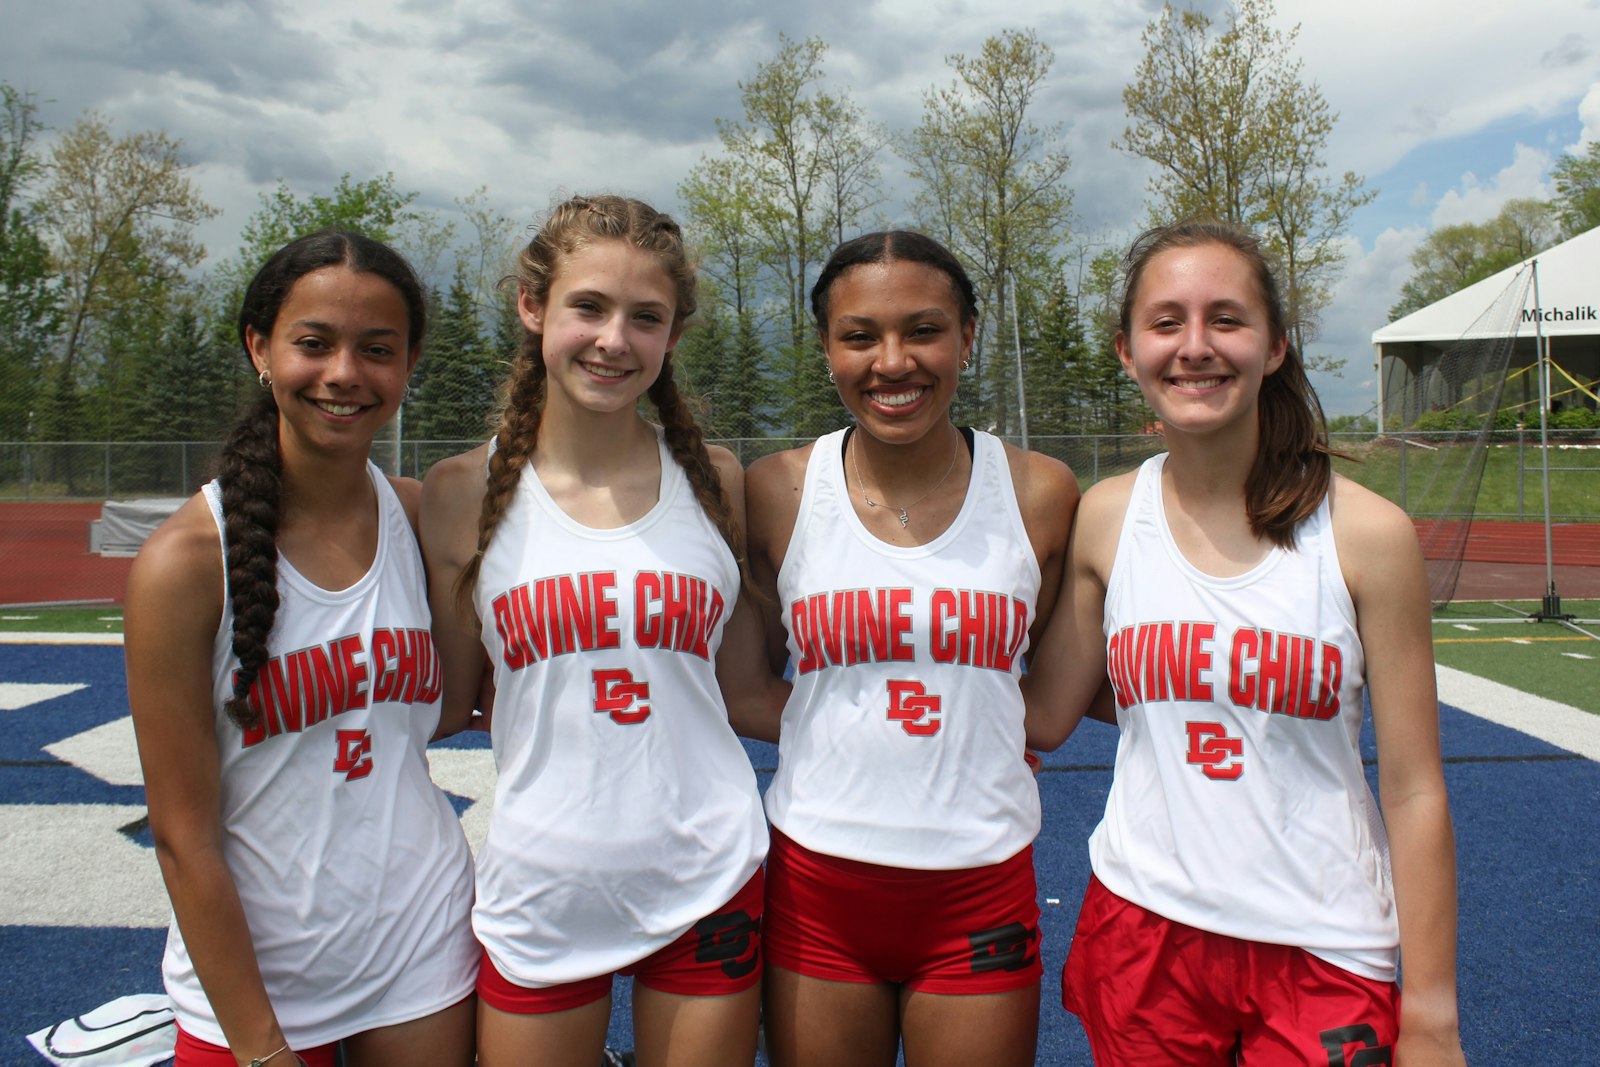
1328;473;1419;556
706;443;746;508
421;442;492;509
386;475;423;529
745;443;815;513
1002;442;1079;511
127;494;224;631
744;442;816;558
1072;470;1139;572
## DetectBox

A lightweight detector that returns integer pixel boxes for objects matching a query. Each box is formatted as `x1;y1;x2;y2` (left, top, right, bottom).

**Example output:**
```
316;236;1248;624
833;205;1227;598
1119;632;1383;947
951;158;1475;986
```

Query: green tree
37;113;215;442
0;84;59;442
904;28;1074;435
1118;0;1371;371
711;34;882;435
1388;199;1557;320
222;172;423;306
1550;141;1600;239
409;267;499;443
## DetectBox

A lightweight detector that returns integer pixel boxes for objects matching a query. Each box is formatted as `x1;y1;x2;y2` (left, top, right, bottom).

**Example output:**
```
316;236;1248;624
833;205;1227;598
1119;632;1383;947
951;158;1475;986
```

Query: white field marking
1436;665;1600;759
0;804;170;926
1;615;39;620
1560;653;1594;660
1509;638;1532;645
45;715;144;787
425;747;497;856
1453;624;1480;631
0;682;87;711
97;616;121;621
0;632;124;645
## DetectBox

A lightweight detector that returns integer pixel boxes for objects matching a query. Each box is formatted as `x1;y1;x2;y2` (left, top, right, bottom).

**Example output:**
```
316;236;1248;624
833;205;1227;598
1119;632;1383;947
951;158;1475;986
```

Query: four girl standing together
127;196;1467;1066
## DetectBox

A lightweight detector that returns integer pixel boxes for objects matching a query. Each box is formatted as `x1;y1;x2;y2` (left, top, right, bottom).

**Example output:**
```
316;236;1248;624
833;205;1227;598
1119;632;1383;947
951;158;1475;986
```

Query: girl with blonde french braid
421;194;778;1067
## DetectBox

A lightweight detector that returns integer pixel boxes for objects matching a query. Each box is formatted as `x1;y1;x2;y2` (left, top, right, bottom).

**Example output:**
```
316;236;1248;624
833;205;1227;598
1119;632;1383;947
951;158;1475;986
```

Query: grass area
1332;439;1600;520
1430;600;1598;714
0;606;123;633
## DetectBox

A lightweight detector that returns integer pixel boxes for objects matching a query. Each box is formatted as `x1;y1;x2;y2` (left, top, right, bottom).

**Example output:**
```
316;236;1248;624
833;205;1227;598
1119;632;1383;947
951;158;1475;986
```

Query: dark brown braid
219;393;283;727
219;231;427;730
452;193;746;616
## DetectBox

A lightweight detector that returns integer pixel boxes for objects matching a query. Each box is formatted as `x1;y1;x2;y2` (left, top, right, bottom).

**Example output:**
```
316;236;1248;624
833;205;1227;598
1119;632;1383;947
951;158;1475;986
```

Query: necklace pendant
897;509;910;527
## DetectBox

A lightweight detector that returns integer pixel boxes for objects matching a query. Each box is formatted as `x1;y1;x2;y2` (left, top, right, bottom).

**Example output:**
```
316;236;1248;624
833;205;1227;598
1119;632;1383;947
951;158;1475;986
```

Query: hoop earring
827;369;836;384
258;368;272;388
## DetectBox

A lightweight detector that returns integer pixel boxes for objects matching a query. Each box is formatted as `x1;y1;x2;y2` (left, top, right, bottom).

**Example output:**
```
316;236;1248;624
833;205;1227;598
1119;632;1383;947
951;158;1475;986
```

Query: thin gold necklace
849;428;960;528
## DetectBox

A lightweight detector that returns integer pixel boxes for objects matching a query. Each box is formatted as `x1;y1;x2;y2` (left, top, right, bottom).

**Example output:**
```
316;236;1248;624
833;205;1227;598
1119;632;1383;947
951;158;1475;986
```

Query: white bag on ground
26;993;175;1066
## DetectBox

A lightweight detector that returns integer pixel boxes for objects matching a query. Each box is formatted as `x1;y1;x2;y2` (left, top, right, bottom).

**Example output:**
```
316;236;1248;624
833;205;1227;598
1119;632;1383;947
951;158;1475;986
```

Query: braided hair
220;231;426;728
453;194;744;617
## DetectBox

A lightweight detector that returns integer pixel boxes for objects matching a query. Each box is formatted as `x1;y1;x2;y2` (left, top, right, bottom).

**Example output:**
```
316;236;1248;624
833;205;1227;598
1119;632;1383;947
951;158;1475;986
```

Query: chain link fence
3;430;1597;520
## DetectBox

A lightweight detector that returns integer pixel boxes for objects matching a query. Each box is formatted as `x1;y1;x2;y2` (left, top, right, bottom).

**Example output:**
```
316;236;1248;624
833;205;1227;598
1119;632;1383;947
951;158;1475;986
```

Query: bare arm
1335;477;1466;1067
420;445;494;740
1020;475;1131;749
705;447;790;742
125;498;289;1065
743;446;811;678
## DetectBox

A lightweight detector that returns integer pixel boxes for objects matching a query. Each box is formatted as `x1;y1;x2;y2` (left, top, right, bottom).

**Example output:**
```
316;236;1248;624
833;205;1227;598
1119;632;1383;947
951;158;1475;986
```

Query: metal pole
1531;261;1564;619
1009;271;1029;451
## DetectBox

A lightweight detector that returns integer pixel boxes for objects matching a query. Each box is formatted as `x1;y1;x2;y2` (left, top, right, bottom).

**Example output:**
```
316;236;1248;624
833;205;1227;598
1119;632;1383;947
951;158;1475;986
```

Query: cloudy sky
3;0;1596;416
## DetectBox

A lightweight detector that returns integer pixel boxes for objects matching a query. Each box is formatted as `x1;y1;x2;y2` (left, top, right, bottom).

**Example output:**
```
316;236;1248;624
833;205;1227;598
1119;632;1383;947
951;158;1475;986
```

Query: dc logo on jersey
694;909;759;979
333;729;373;781
1185;721;1243;781
592;668;651;725
1319;1024;1392;1067
886;680;941;736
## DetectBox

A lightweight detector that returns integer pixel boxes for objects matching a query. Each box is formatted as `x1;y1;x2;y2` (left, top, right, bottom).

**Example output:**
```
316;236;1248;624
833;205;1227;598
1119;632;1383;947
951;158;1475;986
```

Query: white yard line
0;631;123;645
1436;664;1600;761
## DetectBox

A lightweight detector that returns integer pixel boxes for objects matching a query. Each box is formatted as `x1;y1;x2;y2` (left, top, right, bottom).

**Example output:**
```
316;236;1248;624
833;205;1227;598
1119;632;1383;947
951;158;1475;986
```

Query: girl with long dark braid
421;194;780;1067
126;232;477;1067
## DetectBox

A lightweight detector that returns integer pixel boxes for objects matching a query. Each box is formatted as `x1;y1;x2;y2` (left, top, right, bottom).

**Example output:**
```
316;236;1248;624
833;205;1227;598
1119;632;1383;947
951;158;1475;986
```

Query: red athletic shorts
477;868;763;1014
763;829;1041;993
173;1026;335;1067
1063;876;1401;1066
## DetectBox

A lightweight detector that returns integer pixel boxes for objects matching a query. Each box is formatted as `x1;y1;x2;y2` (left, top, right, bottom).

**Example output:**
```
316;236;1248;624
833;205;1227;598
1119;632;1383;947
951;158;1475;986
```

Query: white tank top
472;432;767;987
163;463;477;1047
765;427;1042;869
1091;454;1397;980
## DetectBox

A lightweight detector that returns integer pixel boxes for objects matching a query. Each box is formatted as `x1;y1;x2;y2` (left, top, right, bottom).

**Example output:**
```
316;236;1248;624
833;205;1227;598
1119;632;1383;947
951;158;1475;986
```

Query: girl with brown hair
125;232;477;1067
1026;221;1466;1066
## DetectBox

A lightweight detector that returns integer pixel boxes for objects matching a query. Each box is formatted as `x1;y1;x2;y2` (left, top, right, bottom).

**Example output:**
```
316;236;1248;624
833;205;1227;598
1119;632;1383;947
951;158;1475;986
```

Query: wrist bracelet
247;1043;290;1067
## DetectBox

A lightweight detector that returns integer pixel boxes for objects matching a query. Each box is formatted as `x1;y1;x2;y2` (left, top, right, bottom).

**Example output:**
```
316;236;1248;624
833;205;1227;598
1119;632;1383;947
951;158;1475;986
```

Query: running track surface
3;502;1598;607
1;642;1595;1065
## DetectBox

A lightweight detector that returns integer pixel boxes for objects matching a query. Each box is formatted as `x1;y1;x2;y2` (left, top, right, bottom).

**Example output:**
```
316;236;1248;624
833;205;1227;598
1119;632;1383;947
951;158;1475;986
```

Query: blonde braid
648;361;751;590
452;332;547;619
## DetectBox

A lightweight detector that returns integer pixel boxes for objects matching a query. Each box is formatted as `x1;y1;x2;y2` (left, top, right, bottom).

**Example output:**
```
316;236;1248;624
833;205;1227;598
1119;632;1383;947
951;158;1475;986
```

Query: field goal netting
1383;265;1533;609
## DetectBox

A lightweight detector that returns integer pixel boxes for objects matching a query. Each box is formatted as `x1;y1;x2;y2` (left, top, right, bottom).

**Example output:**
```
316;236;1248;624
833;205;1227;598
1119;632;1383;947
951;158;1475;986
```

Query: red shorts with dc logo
763;829;1041;993
1063;875;1400;1066
478;868;763;1014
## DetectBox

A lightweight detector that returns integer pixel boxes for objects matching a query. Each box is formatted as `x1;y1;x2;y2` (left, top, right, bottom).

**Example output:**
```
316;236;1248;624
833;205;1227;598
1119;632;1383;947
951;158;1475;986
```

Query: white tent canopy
1372;225;1600;345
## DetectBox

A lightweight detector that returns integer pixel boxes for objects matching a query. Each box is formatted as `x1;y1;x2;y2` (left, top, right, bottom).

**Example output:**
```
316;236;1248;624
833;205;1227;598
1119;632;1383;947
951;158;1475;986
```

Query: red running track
1;504;1596;608
0;502;135;607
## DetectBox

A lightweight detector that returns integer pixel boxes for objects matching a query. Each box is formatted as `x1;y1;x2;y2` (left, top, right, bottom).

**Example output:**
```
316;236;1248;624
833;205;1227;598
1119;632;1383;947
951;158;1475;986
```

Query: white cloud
1573;81;1600;149
1430;144;1555;228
